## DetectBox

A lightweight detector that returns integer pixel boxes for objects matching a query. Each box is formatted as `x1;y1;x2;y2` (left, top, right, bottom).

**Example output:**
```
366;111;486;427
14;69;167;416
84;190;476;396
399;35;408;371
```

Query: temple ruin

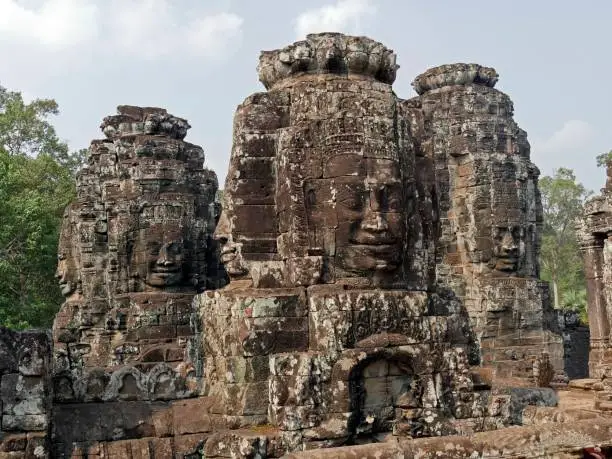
1;33;612;458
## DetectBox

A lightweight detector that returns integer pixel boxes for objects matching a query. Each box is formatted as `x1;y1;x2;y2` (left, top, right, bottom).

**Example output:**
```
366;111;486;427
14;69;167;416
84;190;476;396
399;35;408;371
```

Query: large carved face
56;252;78;296
492;224;523;272
56;206;80;297
213;209;248;278
305;155;405;275
130;224;188;288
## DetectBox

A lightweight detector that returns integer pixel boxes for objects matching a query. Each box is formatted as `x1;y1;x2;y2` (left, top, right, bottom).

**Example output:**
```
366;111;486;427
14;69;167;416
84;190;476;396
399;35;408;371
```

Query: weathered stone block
172;398;213;435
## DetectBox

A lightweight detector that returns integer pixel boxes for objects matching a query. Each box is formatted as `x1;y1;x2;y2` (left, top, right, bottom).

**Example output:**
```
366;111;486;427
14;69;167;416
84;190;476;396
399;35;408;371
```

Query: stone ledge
286;418;612;458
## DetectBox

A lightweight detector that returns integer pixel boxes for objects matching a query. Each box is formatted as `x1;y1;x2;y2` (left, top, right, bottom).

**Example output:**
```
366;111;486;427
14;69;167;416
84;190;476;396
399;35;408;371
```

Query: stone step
568;378;605;392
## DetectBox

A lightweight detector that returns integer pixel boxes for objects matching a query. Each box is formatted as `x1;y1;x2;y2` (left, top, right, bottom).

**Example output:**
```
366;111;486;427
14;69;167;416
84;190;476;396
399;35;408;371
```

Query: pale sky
0;0;609;192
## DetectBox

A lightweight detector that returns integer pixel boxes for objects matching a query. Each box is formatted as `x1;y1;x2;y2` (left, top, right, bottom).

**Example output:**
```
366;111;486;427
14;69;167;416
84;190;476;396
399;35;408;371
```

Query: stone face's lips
343;243;402;271
58;281;73;295
220;247;237;264
496;257;518;270
350;243;398;252
352;232;398;246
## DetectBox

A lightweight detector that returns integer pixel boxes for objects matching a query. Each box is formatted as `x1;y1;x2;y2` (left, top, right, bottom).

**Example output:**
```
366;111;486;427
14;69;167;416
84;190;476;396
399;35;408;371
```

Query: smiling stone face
304;156;406;276
128;223;191;289
55;204;80;298
492;225;523;273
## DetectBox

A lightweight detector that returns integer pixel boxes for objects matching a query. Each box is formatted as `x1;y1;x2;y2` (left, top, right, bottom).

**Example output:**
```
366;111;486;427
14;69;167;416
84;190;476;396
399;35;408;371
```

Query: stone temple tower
52;106;223;427
197;33;512;451
578;161;612;378
403;64;565;384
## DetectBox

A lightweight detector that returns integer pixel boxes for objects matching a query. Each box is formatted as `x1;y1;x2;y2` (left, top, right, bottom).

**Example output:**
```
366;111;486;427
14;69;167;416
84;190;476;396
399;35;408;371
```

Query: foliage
0;85;82;329
596;150;612;168
539;168;591;314
561;288;588;325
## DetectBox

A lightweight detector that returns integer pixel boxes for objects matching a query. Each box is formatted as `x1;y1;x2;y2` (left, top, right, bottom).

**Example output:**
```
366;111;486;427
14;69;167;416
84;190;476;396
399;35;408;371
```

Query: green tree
561;288;588;324
596;150;612;168
0;85;82;329
539;168;591;310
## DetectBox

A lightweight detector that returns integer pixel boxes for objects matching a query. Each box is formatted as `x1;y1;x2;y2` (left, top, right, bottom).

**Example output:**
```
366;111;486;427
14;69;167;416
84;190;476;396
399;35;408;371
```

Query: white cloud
107;1;243;59
0;0;243;59
0;0;99;49
532;120;595;154
185;13;244;58
295;0;377;38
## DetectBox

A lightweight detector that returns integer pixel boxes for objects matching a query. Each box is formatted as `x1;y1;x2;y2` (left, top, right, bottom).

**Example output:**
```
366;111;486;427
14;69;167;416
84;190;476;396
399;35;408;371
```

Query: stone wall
0;327;52;458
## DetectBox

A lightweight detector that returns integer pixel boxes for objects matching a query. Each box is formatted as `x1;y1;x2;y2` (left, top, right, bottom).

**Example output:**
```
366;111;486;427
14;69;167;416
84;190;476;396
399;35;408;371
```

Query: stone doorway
349;357;416;439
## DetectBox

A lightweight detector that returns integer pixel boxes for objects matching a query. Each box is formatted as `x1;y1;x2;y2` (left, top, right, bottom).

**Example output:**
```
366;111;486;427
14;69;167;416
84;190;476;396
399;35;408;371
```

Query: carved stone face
130;225;188;288
492;225;522;272
56;206;80;297
213;210;248;278
306;155;405;274
56;252;78;296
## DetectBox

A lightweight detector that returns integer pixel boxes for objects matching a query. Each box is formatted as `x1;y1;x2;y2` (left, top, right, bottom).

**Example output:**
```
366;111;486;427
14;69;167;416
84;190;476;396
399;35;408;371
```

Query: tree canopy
596;150;612;168
539;168;591;319
0;85;82;329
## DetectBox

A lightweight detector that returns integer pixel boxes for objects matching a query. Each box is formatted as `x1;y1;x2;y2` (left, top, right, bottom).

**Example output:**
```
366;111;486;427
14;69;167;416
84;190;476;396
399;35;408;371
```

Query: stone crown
257;32;398;89
100;105;191;140
412;63;498;95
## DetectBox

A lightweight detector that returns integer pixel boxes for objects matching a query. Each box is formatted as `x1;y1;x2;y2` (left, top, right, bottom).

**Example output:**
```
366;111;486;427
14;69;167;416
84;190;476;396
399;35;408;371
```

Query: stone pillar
579;188;612;378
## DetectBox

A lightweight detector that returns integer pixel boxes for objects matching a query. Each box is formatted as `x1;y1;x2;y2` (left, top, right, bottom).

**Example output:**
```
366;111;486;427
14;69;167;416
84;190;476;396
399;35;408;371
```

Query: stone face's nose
360;188;390;233
214;211;231;243
501;230;518;254
360;209;389;233
157;243;176;266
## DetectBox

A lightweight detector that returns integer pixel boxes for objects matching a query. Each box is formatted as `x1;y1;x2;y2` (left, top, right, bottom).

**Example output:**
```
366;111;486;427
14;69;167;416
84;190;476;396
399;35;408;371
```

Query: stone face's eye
347;190;366;211
337;184;365;211
147;242;161;256
167;242;182;257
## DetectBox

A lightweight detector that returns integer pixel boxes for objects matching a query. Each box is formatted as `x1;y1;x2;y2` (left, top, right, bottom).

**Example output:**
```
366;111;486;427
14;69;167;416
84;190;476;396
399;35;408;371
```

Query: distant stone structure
405;63;565;384
578;161;612;378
